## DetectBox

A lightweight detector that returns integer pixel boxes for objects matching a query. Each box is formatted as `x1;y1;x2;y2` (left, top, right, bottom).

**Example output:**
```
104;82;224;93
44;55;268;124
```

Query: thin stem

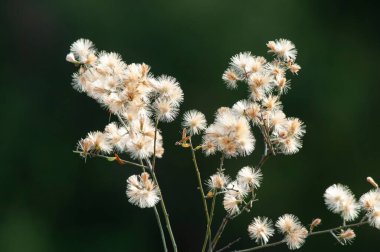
153;205;168;252
205;154;225;252
233;240;286;252
212;216;230;250
73;151;147;169
145;159;178;252
117;113;129;130
152;117;159;170
216;237;241;252
212;147;270;250
233;220;369;252
188;137;211;252
308;220;369;236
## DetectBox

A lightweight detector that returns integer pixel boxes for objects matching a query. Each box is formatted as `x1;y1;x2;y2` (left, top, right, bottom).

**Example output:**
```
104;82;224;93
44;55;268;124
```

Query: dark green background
1;0;379;251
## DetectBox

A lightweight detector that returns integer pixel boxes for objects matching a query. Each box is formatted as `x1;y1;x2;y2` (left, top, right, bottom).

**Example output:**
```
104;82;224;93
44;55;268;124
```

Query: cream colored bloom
324;184;360;221
182;110;207;135
126;172;160;208
248;217;274;245
237;166;262;190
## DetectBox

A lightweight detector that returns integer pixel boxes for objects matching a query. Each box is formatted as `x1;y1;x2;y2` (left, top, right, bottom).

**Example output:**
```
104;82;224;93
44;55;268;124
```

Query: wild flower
248;217;274;245
67;38;378;252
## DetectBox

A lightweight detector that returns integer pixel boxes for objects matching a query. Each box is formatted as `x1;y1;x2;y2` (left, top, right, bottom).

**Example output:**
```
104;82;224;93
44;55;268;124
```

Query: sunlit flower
267;39;297;61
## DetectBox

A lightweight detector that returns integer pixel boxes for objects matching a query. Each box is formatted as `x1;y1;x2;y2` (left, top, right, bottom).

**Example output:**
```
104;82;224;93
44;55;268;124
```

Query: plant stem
145;159;178;252
189;137;211;252
151;117;159;170
153;206;168;252
216;237;241;252
212;216;230;250
232;220;370;252
72;151;147;169
212;145;270;250
205;154;225;252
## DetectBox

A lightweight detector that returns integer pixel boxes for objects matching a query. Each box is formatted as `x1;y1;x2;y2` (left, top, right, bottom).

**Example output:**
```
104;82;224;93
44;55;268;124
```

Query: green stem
72;151;147;169
145;159;178;252
189;137;211;252
152;117;159;170
153;206;168;252
205;154;225;252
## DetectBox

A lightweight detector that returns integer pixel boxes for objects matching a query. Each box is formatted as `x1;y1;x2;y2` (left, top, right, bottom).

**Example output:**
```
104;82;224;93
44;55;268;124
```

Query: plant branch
232;220;370;252
145;159;178;252
151;117;159;170
153;205;168;252
216;237;241;252
72;151;147;169
189;137;211;252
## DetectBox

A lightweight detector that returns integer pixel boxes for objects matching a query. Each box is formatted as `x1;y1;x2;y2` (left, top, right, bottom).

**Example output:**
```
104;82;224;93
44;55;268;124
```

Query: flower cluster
67;39;183;208
67;39;183;160
216;39;305;156
219;166;262;215
324;181;380;229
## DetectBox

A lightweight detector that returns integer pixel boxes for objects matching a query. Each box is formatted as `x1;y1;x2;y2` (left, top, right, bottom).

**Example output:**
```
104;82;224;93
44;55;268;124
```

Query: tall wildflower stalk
67;38;379;252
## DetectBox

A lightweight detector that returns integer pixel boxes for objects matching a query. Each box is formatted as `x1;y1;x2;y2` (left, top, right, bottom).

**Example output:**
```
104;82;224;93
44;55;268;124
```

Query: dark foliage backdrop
1;0;379;251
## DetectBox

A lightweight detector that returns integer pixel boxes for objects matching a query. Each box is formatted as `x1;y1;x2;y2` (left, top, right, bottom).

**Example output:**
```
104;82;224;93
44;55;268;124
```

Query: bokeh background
1;0;379;251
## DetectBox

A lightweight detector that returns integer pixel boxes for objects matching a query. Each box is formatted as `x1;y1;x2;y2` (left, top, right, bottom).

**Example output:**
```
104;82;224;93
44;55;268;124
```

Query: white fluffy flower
223;194;241;215
86;131;112;154
126;172;160;208
237;166;262;190
368;206;380;229
153;98;179;122
182;110;207;135
285;226;308;250
359;189;380;212
69;38;97;64
248;216;274;245
276;214;302;234
267;39;297;61
338;229;356;245
276;214;307;250
324;184;360;221
207;172;230;190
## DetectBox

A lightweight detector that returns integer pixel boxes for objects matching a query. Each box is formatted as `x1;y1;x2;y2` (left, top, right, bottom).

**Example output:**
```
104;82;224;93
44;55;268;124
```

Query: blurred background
1;0;379;251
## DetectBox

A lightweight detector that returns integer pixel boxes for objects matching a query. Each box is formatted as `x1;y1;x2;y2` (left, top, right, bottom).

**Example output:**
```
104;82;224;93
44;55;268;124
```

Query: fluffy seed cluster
202;107;255;157
207;172;231;190
222;166;262;215
338;228;356;245
324;184;360;221
182;110;207;135
126;172;160;208
359;189;380;229
214;39;305;156
276;214;308;250
248;216;274;245
67;39;184;159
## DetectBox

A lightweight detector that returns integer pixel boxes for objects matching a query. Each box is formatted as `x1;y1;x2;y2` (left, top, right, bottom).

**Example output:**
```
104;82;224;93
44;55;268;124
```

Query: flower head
338;229;356;245
237;166;262;190
324;184;360;221
207;172;230;190
248;216;275;245
126;172;160;208
267;39;297;61
182;110;207;135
